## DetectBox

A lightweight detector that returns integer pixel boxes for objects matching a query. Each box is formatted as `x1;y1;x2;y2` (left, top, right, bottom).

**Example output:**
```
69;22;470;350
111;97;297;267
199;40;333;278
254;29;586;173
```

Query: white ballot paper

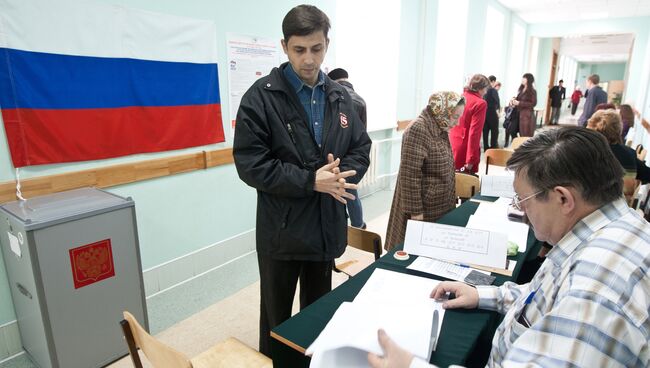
480;174;515;198
404;221;507;269
307;269;445;368
465;214;529;253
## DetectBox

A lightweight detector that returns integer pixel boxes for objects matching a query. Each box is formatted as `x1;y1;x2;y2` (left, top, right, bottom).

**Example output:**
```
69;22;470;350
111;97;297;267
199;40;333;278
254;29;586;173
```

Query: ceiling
496;0;650;24
559;33;634;62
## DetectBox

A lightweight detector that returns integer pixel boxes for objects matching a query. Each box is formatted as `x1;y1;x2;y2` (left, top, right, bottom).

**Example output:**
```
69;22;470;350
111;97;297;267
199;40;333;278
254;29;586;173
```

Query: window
482;6;505;77
433;0;469;92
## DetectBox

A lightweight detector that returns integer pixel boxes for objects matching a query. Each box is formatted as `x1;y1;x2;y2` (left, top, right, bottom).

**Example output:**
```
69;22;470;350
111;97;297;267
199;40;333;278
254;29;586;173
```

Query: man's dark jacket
338;80;367;126
548;85;566;107
578;85;608;126
233;62;371;261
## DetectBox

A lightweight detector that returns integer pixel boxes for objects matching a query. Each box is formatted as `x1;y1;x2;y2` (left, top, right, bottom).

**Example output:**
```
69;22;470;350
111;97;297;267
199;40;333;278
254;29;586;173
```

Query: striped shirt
412;198;650;368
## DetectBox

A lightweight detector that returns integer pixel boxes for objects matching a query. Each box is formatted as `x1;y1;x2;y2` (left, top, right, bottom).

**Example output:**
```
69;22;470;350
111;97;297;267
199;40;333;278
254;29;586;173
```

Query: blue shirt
283;64;326;146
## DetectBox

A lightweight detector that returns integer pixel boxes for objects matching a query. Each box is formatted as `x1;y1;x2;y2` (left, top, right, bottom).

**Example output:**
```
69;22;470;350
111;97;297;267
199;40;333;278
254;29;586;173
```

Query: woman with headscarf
449;74;490;174
385;92;465;250
510;73;537;137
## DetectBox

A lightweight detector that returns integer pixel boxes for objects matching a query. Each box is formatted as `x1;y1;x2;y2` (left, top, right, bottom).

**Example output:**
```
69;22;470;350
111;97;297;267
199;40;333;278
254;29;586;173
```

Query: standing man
482;75;501;150
578;74;608;127
369;127;650;368
233;5;371;356
328;67;367;229
548;79;566;124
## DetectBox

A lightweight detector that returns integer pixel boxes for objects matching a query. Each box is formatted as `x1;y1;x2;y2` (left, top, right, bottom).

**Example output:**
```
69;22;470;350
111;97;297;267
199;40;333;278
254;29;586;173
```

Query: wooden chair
120;311;272;368
636;144;647;161
484;148;514;175
396;119;414;131
455;172;480;203
623;177;641;208
510;137;529;150
334;226;382;277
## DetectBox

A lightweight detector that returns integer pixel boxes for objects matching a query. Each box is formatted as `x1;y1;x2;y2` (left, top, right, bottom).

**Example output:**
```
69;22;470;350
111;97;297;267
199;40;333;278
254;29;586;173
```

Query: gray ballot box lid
0;187;134;231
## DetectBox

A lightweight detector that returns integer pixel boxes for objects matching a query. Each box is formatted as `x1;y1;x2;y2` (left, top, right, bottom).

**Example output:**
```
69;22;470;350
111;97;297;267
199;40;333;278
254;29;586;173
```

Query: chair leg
120;320;144;368
373;239;381;261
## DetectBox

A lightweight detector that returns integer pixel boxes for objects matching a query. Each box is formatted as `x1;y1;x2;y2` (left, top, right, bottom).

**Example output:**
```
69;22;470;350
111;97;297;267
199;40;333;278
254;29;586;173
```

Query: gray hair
506;127;623;206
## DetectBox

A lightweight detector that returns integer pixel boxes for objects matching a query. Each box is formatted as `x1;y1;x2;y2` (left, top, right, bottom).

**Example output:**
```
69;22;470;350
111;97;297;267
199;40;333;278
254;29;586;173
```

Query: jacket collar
263;62;346;103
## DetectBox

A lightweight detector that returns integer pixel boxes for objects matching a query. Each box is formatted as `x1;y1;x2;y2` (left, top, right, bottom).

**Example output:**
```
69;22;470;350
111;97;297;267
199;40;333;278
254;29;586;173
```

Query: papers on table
307;269;445;368
407;256;518;281
466;215;529;253
480;173;515;198
404;221;508;269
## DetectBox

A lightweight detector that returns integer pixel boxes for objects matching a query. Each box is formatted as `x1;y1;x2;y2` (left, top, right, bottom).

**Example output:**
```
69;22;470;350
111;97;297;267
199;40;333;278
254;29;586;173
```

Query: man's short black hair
559;79;564;83
507;126;623;206
488;75;497;82
282;5;331;41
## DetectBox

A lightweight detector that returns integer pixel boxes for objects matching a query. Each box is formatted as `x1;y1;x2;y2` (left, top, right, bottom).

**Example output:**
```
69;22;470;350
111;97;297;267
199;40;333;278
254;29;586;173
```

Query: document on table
408;256;517;282
480;174;515;198
466;214;529;252
307;269;445;368
404;221;508;269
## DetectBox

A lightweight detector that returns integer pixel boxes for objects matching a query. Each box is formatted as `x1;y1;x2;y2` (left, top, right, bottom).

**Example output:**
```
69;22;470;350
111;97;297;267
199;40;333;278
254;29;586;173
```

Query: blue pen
456;262;470;268
517;289;538;327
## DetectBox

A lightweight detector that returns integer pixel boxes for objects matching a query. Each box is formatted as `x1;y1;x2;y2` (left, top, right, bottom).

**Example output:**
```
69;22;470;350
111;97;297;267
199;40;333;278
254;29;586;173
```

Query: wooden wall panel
0;148;233;204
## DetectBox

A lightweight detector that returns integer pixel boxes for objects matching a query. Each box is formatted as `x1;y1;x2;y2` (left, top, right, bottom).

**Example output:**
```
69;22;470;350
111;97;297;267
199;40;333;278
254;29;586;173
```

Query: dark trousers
483;111;499;149
504;130;517;147
257;253;332;356
571;102;578;115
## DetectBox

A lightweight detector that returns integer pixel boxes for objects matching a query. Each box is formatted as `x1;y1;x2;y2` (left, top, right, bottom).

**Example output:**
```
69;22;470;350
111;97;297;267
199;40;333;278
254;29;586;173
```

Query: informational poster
227;33;281;136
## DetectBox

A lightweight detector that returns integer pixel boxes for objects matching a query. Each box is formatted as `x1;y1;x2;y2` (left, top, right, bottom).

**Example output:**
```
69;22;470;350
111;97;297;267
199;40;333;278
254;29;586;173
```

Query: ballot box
0;188;148;368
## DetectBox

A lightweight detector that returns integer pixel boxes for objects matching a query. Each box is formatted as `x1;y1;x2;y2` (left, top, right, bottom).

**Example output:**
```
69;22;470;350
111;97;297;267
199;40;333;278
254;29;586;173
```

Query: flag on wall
0;0;224;167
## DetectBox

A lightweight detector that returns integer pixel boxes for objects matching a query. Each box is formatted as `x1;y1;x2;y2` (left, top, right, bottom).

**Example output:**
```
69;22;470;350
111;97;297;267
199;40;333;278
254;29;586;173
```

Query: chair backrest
347;226;382;260
455;173;480;202
623;177;641;208
510;137;529;150
636;145;647;161
396;119;414;131
484;148;514;175
121;311;192;368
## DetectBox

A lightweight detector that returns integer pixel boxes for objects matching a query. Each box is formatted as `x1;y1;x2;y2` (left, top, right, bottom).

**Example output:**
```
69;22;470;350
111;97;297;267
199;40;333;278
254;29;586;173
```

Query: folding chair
484;148;514;175
510;136;529;150
120;311;272;368
334;226;382;277
455;172;480;203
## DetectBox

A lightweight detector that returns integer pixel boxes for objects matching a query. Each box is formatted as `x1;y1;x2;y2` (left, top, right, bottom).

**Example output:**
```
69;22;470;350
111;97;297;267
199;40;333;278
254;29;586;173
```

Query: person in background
384;92;464;250
586;109;650;185
369;127;650;368
233;5;371;356
450;74;489;174
578;74;608;127
548;79;565;124
482;75;501;150
509;73;537;137
619;104;635;142
570;85;583;115
328;67;367;229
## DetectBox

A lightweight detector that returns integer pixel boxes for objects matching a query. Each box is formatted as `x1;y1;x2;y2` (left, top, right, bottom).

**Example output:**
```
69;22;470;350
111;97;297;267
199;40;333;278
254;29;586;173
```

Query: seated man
369;126;650;368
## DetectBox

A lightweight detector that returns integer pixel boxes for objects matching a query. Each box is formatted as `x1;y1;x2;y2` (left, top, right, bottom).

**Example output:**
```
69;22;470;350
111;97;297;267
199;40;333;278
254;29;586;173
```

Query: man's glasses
511;190;543;211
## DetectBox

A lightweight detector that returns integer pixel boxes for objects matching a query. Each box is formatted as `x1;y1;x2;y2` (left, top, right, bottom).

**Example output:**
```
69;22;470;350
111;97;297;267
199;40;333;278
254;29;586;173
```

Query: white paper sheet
480;174;515;198
7;232;21;258
307;269;445;368
407;257;472;281
465;215;529;252
404;221;508;269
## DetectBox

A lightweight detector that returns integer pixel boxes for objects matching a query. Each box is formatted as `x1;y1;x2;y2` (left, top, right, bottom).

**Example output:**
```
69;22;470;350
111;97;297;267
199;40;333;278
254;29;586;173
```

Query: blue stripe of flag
0;48;220;109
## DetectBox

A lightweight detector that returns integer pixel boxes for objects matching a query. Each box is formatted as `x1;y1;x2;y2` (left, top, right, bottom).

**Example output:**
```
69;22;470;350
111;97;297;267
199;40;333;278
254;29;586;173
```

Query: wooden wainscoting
0;148;233;203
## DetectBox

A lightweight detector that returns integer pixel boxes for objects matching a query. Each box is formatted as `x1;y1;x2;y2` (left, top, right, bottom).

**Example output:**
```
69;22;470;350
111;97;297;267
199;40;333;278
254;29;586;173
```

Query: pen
455;262;470;268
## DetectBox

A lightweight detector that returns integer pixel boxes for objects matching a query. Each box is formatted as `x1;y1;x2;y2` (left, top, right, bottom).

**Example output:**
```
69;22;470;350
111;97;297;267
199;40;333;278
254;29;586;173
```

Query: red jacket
449;90;487;173
571;90;583;104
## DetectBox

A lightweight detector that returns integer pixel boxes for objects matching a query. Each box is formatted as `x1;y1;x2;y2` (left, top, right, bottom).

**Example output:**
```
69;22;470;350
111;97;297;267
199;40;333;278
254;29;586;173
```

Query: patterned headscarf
427;91;465;128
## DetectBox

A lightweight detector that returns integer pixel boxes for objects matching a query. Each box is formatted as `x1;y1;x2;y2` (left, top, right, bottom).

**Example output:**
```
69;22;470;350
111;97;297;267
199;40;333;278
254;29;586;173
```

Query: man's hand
314;157;357;204
430;281;479;309
367;329;414;368
411;214;424;221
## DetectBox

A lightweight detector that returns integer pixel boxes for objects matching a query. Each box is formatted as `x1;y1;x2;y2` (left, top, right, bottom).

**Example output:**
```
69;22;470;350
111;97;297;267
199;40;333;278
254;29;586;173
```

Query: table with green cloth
270;197;542;367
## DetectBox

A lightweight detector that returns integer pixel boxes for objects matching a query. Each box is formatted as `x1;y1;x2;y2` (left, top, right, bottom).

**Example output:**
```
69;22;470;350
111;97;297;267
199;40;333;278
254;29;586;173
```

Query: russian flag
0;0;224;167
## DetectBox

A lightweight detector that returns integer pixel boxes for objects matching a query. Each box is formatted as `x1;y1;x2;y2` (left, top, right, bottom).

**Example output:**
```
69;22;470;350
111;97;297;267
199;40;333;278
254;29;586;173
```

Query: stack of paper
480;173;515;198
469;197;530;253
307;269;445;367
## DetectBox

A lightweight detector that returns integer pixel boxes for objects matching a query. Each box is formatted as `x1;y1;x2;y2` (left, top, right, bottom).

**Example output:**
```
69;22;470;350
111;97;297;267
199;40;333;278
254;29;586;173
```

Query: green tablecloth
271;198;541;368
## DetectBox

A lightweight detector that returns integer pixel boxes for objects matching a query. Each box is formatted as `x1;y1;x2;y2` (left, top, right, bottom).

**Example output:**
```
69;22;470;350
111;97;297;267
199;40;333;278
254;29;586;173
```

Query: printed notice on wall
227;33;281;136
